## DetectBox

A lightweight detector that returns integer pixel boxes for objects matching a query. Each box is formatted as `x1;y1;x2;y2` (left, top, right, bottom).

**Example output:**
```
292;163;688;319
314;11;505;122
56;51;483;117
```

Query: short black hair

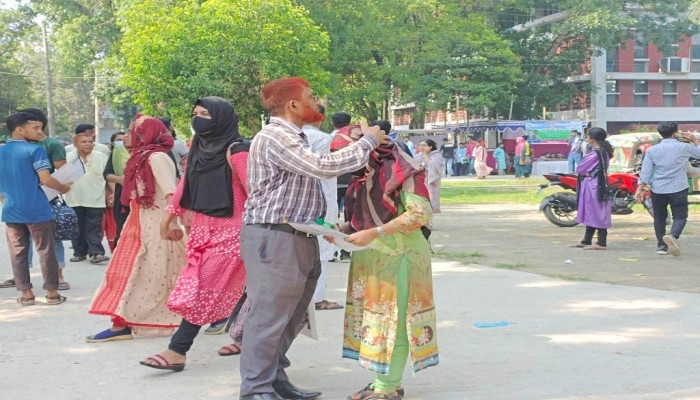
657;121;678;138
75;124;96;135
6;112;42;133
159;118;176;137
370;119;391;135
110;131;126;143
331;112;351;128
17;108;48;130
572;130;580;135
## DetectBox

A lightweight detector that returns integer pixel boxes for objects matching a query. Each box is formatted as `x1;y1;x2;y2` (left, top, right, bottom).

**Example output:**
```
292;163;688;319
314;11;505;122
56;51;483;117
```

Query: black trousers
112;185;130;248
651;189;688;246
71;207;106;257
169;319;201;355
582;226;607;247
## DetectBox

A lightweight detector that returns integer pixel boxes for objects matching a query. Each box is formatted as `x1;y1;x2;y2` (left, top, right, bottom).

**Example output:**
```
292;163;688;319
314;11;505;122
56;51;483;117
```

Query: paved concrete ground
1;182;699;399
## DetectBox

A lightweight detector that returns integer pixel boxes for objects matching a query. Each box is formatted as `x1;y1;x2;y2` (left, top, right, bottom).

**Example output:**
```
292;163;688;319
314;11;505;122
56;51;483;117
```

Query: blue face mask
114;141;124;147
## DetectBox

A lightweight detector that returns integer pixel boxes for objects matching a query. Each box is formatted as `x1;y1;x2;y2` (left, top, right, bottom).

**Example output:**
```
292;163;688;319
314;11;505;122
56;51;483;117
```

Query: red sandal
217;343;241;356
139;354;185;372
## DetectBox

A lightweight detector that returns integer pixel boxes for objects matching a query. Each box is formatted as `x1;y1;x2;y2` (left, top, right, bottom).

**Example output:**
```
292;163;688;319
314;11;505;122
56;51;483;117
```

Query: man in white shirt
402;135;415;155
302;105;342;311
64;124;111;156
65;132;110;264
567;130;583;173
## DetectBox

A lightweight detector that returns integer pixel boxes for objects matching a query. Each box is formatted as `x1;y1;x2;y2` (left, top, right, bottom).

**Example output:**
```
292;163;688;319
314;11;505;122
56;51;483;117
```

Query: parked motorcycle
537;173;653;227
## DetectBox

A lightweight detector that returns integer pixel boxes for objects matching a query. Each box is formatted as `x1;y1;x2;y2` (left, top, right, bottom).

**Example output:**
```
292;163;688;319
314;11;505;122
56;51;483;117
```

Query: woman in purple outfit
571;127;613;250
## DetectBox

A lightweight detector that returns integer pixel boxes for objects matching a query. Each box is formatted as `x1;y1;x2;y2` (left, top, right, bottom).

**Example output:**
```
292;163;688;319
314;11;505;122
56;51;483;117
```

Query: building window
633;80;648;93
693;44;700;59
693;81;700;107
633;61;648;72
663;80;677;107
633;80;648;107
606;80;619;107
633;34;648;73
634;96;648;107
634;43;648;60
606;49;617;72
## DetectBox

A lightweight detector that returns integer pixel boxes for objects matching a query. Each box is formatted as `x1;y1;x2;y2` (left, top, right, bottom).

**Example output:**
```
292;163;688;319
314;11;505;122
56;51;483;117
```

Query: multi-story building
544;18;700;133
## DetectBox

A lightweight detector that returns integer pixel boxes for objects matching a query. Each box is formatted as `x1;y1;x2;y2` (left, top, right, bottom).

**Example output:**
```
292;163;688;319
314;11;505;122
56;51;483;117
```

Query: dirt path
431;202;700;294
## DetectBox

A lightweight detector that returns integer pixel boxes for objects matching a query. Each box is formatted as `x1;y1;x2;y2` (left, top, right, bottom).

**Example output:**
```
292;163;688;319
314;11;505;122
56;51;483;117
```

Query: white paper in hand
287;223;375;252
42;158;85;201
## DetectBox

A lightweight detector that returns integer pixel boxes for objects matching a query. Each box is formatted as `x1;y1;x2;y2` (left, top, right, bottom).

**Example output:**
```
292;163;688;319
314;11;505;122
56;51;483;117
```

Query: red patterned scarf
330;125;430;231
120;115;174;208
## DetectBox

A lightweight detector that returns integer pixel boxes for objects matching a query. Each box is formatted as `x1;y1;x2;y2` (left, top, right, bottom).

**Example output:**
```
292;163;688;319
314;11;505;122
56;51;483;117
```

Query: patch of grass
441;187;547;205
493;262;529;270
442;178;548;188
434;251;485;262
544;274;592;282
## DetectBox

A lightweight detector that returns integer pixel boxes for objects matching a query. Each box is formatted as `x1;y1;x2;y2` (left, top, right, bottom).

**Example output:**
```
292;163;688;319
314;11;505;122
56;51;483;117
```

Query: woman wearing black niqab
180;96;248;217
140;96;251;372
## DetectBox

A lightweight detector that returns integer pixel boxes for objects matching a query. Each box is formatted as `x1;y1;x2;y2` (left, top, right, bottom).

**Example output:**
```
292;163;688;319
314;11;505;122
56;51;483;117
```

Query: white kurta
302;125;339;261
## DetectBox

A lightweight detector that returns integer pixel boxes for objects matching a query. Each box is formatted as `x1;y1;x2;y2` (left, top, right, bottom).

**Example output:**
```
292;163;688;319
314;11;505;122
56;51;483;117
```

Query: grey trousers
239;225;321;396
6;220;59;291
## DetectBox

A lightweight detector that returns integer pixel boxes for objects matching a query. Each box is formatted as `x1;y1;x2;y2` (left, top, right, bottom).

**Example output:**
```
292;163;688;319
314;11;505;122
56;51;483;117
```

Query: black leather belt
248;223;313;237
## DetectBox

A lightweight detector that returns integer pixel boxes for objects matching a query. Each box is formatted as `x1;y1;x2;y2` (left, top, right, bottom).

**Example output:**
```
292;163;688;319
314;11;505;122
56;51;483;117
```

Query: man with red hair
239;77;385;400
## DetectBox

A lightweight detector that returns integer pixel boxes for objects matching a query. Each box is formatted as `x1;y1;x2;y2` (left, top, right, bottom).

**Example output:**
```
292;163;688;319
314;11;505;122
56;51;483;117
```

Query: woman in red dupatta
332;125;440;400
87;115;187;342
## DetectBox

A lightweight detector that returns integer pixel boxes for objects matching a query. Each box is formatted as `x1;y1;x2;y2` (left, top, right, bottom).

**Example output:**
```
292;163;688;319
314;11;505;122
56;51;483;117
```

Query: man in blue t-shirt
0;112;72;306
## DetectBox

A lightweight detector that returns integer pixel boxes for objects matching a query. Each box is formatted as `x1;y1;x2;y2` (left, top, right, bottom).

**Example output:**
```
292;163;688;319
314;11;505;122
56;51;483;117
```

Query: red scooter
537;173;653;227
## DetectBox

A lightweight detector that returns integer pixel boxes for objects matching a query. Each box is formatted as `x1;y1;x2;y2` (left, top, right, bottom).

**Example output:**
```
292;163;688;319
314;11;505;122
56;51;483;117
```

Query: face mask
191;116;216;135
114;141;124;147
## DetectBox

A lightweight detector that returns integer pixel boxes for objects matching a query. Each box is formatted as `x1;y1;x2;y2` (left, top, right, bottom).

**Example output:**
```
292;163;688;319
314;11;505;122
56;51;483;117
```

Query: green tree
0;8;37;115
116;0;329;134
300;0;521;125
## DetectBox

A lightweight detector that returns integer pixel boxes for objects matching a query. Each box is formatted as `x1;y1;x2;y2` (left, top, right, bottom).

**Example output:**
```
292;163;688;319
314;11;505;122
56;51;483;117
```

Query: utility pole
41;22;56;137
94;67;100;139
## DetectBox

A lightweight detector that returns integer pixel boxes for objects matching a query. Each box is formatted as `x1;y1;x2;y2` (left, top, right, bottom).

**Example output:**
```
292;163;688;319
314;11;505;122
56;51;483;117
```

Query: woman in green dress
331;125;439;400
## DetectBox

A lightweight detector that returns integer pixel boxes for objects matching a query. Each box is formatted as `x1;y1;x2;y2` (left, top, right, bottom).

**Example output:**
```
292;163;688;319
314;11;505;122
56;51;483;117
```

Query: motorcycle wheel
543;203;579;227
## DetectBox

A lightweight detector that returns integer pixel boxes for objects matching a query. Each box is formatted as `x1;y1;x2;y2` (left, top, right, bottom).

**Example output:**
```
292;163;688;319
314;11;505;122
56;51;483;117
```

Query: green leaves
117;0;329;134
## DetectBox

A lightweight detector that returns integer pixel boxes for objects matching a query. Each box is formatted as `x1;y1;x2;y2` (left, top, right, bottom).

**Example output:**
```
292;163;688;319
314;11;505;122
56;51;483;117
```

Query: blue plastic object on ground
473;321;512;328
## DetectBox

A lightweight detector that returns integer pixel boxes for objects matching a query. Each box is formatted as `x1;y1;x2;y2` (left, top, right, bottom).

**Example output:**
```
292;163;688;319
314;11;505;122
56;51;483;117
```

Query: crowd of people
3;72;700;399
0;77;440;400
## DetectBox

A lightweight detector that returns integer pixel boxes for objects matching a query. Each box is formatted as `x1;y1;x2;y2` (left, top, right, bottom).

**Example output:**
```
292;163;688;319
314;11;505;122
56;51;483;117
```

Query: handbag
519;156;532;165
50;196;78;241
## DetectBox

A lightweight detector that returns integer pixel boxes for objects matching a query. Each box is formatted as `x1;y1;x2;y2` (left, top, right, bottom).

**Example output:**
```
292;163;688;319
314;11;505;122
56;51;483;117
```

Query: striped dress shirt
243;117;378;224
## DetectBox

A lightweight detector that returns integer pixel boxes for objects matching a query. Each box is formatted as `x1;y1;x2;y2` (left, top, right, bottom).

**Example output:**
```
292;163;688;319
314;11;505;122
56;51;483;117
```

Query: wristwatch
375;226;386;237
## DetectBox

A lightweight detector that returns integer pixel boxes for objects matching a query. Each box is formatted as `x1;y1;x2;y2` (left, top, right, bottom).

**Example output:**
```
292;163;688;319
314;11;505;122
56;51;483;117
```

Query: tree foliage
116;0;329;134
300;0;521;125
0;8;36;115
2;0;697;133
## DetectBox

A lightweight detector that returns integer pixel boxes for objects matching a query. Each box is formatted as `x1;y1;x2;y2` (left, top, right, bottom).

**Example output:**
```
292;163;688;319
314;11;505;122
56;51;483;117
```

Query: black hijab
179;97;247;217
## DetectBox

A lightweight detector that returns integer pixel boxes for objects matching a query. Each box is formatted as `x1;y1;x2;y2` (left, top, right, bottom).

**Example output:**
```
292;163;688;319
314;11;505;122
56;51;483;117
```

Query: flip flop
70;256;87;262
139;354;185;372
315;300;344;310
568;243;586;248
45;294;67;305
217;343;241;356
16;296;36;306
583;244;607;250
0;279;15;288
